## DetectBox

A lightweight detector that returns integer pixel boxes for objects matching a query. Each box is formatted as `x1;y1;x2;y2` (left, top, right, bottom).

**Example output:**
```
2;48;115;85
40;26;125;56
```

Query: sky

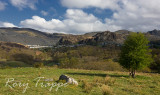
0;0;160;34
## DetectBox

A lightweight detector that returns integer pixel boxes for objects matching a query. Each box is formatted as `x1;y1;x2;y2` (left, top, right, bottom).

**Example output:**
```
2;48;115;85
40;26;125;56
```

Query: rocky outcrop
79;31;128;46
58;34;94;45
147;29;160;36
93;31;123;42
79;30;160;47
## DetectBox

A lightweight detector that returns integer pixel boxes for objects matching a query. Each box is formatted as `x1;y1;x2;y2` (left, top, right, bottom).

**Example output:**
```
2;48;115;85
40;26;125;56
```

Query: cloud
105;0;160;32
41;10;48;16
0;22;17;27
10;0;38;10
19;0;160;34
61;0;160;32
0;1;7;11
65;9;98;23
61;0;120;10
20;9;120;34
20;16;66;33
63;9;121;34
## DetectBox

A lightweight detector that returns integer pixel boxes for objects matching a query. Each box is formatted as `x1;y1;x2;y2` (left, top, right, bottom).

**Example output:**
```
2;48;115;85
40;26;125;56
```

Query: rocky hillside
59;29;160;46
147;29;160;36
77;30;132;46
0;27;65;46
58;32;98;45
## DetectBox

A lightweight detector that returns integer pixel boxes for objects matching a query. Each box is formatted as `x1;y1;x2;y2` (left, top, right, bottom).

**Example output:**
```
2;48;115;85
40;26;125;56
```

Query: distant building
26;45;52;49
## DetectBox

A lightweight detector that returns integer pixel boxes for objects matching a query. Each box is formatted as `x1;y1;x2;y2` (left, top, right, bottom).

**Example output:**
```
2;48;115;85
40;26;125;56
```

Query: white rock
59;75;78;86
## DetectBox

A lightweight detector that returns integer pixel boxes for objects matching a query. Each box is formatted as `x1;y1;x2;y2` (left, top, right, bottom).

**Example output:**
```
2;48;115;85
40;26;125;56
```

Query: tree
119;33;153;78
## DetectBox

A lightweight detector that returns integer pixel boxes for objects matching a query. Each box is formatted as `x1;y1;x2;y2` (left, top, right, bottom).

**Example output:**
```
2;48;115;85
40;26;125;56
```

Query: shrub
75;60;124;71
6;61;30;67
34;62;44;68
0;61;30;68
0;66;12;69
52;65;58;68
139;67;151;73
12;53;34;65
59;57;79;68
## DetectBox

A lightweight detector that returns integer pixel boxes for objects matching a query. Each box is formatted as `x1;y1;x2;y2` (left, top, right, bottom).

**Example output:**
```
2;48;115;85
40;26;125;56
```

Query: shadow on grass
109;74;129;78
66;72;129;78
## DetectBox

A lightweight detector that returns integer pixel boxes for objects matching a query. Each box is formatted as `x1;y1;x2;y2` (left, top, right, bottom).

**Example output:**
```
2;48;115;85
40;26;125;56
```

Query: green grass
0;67;159;95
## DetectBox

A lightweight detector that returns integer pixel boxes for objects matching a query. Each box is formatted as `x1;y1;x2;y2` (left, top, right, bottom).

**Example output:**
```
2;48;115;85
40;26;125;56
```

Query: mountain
1;27;160;47
0;27;65;46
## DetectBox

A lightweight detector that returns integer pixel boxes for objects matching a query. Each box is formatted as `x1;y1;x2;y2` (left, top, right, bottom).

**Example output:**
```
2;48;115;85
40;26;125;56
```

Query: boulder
59;75;78;86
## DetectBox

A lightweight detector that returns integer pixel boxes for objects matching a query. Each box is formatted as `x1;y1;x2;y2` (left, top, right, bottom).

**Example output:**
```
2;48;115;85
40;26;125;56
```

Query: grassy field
0;67;159;95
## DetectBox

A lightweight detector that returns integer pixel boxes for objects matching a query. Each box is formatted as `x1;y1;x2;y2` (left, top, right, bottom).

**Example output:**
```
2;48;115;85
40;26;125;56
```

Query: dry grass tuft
93;77;103;86
104;75;115;86
101;85;113;95
82;80;93;93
